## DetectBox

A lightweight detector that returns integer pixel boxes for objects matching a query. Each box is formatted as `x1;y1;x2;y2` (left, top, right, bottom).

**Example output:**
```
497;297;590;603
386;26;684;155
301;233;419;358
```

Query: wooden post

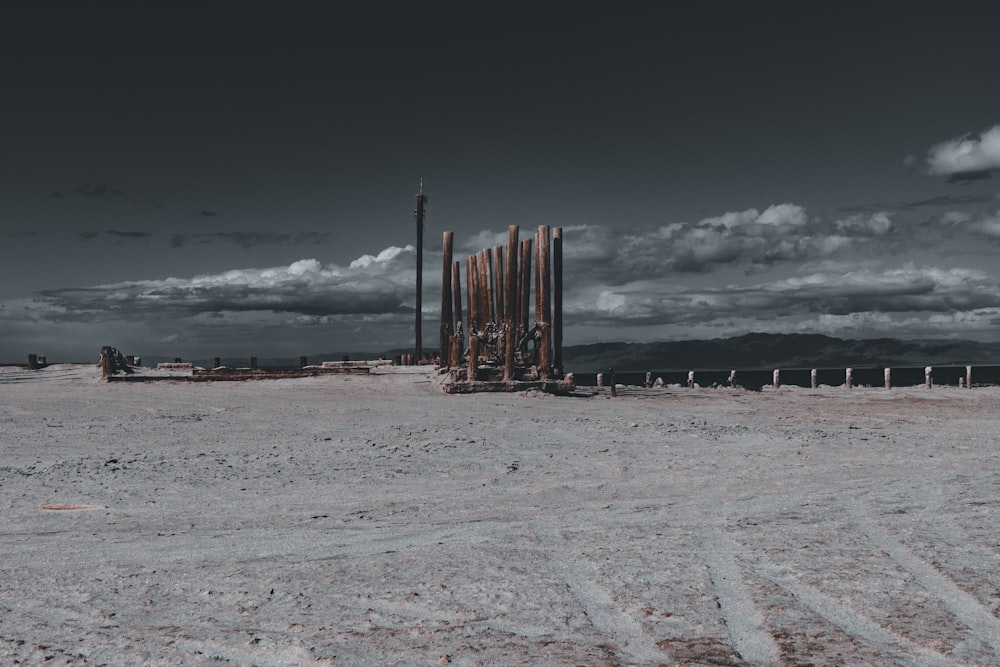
466;255;477;334
492;246;504;326
213;357;221;368
884;368;891;390
845;368;852;389
537;225;551;379
479;249;494;326
452;260;464;354
27;354;38;370
645;371;652;388
100;346;112;379
729;370;736;388
609;367;617;397
966;365;972;389
688;371;695;389
468;335;480;382
440;232;454;367
772;369;780;389
811;369;818;389
596;372;604;387
300;356;308;368
553;227;563;373
518;238;533;351
504;226;519;380
925;366;933;389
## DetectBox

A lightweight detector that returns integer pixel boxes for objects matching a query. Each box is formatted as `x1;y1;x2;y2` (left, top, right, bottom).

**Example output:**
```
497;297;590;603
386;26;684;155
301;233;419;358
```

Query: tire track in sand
755;556;958;667
853;510;1000;657
700;529;780;665
531;520;670;666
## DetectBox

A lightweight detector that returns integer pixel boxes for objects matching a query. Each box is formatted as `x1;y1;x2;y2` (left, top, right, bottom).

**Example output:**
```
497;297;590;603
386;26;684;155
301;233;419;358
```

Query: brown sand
2;364;999;665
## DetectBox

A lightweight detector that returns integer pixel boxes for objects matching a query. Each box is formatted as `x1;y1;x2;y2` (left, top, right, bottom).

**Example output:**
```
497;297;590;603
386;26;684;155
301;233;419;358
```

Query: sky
3;2;1000;362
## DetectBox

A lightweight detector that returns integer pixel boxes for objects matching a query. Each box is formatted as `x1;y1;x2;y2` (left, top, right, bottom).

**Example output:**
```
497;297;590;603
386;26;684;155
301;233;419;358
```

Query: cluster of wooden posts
439;225;564;384
597;366;977;390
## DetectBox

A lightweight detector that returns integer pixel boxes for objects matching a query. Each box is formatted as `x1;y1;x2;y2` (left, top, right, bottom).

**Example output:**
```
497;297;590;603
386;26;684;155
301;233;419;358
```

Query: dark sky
3;2;1000;360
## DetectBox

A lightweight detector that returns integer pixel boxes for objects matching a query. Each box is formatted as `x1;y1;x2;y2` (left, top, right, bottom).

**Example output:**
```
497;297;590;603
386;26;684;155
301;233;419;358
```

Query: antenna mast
414;179;428;360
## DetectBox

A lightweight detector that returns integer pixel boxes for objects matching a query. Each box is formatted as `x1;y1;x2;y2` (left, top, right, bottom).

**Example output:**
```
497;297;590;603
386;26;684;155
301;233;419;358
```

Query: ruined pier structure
438;225;563;382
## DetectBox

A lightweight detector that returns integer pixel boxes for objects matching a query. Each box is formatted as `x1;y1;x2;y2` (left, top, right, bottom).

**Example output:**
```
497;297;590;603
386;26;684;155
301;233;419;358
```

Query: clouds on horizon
9;194;1000;358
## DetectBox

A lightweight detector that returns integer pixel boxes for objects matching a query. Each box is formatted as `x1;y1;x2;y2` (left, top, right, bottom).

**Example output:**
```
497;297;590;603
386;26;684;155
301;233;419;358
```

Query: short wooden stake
811;369;818;389
468;336;480;381
884;368;891;390
300;356;308;368
925;366;933;389
845;368;852;389
772;369;780;389
213;357;221;368
609;368;617;397
688;371;695;389
729;370;736;388
966;365;972;389
645;371;652;388
959;377;965;388
596;372;604;387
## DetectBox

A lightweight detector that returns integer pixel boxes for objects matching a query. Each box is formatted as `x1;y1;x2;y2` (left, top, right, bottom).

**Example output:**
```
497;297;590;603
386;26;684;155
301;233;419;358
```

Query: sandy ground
2;365;1000;666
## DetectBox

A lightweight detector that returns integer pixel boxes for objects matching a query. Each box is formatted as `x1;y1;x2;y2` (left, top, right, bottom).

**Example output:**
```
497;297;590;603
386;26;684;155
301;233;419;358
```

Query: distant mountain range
122;333;1000;372
561;333;1000;372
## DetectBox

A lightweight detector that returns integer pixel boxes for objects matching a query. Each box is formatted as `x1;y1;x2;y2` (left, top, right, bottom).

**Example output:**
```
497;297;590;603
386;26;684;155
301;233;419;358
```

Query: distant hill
562;333;1000;372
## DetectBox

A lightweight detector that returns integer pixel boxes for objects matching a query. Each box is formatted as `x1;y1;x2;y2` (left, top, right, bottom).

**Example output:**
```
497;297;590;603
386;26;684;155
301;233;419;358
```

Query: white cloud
922;124;1000;178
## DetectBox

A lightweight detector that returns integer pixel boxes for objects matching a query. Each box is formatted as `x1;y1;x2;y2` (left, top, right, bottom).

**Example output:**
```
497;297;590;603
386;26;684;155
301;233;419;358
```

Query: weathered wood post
468;335;480;382
553;227;563;374
596;372;604;387
27;354;38;370
504;226;519;380
966;365;972;389
492;246;504;327
440;232;454;367
845;368;852;389
688;371;695;389
518;238;533;353
609;367;617;397
100;346;112;379
729;370;736;388
811;369;818;389
300;356;308;368
645;371;652;388
536;226;552;379
452;260;464;359
959;377;965;388
466;255;477;335
925;366;933;389
213;357;221;368
772;369;780;389
884;368;891;390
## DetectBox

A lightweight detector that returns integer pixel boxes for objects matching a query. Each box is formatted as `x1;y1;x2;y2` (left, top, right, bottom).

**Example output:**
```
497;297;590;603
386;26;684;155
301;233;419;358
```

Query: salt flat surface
2;365;999;665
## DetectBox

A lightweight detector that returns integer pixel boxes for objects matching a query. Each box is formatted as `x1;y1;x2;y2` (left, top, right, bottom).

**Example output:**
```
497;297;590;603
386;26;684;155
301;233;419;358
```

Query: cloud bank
8;197;1000;359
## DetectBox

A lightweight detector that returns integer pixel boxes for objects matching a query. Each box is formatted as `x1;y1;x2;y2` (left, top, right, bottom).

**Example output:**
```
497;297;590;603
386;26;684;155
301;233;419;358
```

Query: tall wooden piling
536;226;552;378
440;232;454;367
966;365;972;389
504;226;519;380
452;260;464;356
553;227;563;372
